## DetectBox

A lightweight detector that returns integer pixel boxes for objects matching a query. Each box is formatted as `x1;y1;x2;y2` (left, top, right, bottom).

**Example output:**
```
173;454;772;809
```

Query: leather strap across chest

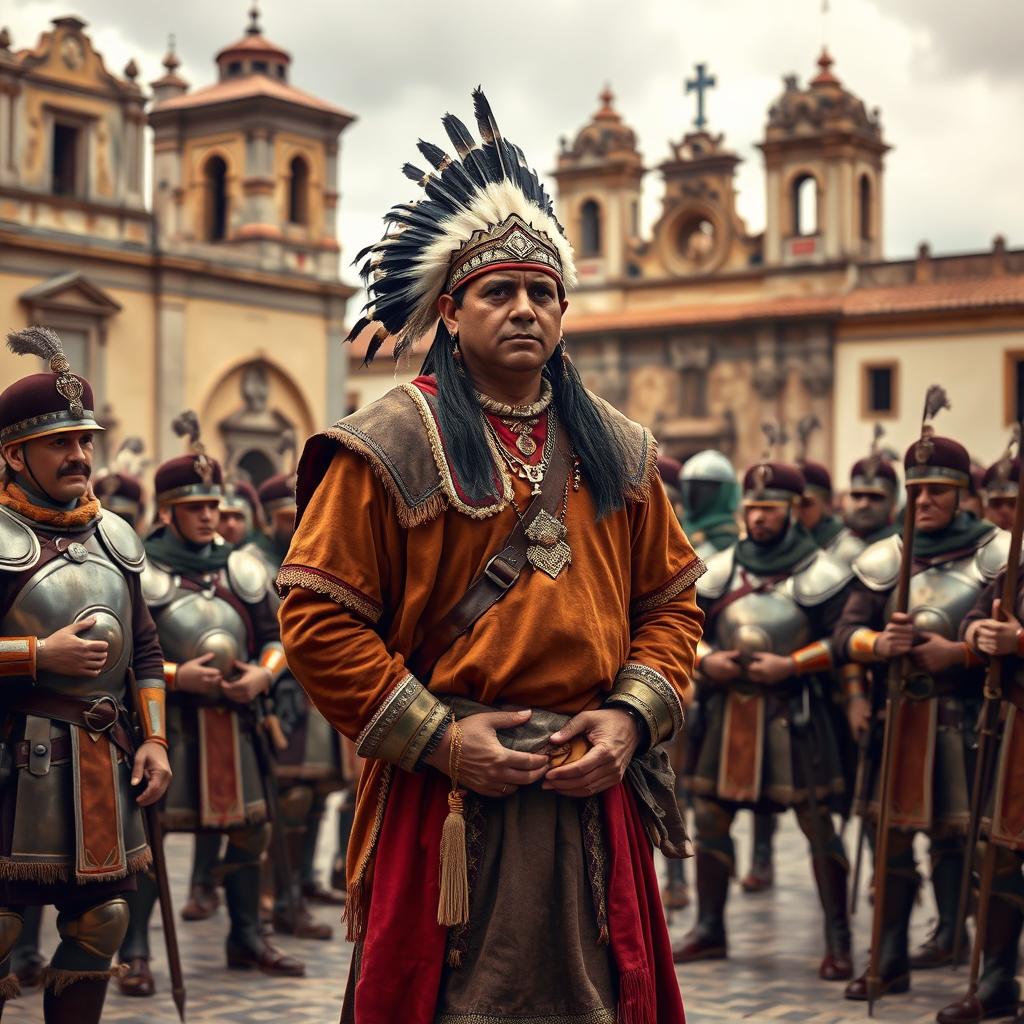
407;442;571;680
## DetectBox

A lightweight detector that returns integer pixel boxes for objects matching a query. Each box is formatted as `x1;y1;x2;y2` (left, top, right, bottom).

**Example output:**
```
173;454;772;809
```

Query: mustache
58;461;91;479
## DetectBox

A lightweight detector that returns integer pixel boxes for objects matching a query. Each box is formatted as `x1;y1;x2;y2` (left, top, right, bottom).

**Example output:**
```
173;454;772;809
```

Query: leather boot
118;872;158;972
936;896;1023;1023
673;850;730;962
181;883;220;922
12;905;45;988
273;826;333;940
224;857;305;977
118;957;154;998
43;976;110;1024
814;856;853;981
912;851;969;969
740;813;776;893
845;870;917;1001
662;857;690;911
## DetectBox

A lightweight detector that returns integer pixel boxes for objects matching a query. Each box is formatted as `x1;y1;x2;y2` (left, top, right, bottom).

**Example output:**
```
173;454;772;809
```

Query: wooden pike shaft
865;490;918;1016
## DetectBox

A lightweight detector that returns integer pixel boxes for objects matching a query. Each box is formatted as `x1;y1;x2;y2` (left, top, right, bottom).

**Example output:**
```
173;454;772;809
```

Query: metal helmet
681;450;737;485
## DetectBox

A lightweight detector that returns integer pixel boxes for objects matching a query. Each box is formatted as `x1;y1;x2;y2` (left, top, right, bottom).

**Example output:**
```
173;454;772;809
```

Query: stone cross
685;63;716;131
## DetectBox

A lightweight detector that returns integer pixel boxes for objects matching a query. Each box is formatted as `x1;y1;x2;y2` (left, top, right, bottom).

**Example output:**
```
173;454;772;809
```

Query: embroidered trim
276;565;382;623
615;662;685;737
345;762;393;941
581;795;609;944
356;674;422;757
401;383;512;519
631;555;707;616
436;1010;616;1024
0;846;152;884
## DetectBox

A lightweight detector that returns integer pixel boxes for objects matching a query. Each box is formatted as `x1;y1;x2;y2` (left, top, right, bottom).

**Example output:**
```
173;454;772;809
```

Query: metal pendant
526;509;571;579
515;433;538;457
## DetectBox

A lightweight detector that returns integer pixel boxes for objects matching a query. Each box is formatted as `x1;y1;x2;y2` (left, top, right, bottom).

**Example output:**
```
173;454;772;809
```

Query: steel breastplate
713;576;812;659
885;554;984;640
154;583;249;677
827;528;868;569
1;535;132;698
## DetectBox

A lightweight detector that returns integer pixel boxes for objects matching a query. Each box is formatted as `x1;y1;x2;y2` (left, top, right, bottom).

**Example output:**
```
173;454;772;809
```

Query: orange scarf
0;482;101;529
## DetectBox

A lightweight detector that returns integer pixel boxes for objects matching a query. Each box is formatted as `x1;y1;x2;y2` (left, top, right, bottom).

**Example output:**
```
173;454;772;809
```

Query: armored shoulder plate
827;527;868;569
696;547;736;601
0;506;40;573
788;550;854;607
852;534;902;593
227;548;271;605
975;528;1013;582
141;561;175;607
95;511;145;574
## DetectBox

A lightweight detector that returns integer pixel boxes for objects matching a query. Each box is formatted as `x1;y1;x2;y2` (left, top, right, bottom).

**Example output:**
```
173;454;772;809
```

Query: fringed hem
323;424;451;529
42;963;127;996
276;564;383;623
343;879;365;942
0;973;21;1000
0;845;151;886
617;968;655;1024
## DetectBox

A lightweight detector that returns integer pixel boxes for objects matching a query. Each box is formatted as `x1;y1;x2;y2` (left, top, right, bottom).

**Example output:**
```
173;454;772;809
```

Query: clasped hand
971;598;1022;657
875;612;963;673
424;707;640;800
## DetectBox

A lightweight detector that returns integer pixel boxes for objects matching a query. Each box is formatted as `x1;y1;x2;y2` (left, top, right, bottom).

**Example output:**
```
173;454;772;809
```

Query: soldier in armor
674;459;854;981
218;477;263;549
935;554;1024;1024
982;445;1018;532
797;460;846;549
0;327;171;1023
678;449;741;560
118;413;304;995
253;473;343;936
835;435;1004;1000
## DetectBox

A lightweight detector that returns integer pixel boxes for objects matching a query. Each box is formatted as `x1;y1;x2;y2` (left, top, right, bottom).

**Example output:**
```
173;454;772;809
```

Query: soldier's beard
848;505;888;534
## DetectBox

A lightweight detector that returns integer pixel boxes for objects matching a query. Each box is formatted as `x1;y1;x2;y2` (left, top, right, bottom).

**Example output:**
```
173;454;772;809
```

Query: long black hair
419;313;632;520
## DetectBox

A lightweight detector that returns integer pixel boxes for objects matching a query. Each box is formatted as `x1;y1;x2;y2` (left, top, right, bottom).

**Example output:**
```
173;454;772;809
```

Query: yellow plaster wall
275;132;325;241
102;288;158;452
833;322;1024;475
181;296;324;462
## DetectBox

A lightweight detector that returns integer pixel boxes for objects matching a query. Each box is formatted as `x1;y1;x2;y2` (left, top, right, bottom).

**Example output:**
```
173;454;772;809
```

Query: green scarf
860;521;899;545
811;514;845;549
682;480;741;541
252;530;289;569
145;526;233;576
735;522;820;576
911;511;995;562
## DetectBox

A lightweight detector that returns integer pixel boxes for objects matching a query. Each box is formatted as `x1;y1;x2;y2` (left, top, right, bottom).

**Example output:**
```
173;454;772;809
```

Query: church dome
559;87;641;167
215;3;291;82
764;49;884;148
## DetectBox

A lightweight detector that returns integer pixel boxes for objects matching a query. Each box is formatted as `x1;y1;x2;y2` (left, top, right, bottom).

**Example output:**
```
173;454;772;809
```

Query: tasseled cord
437;714;470;927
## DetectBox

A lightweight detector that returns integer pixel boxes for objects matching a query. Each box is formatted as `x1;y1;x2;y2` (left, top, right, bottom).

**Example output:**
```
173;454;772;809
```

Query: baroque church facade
0;12;354;484
555;54;1024;476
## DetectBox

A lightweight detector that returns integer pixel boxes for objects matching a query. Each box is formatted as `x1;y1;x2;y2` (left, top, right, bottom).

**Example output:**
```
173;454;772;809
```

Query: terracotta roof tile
153;74;354;120
842;275;1024;316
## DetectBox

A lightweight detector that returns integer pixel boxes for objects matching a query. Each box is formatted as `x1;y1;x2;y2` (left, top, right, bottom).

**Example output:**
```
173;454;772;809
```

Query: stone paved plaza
3;805;1011;1023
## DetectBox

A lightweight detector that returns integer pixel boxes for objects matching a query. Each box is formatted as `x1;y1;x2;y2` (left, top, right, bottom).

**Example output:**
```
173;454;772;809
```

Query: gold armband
356;674;449;772
0;637;36;680
259;643;288;684
791;640;833;677
694;639;712;673
606;662;684;746
841;663;867;700
163;661;178;690
138;682;168;747
848;628;881;663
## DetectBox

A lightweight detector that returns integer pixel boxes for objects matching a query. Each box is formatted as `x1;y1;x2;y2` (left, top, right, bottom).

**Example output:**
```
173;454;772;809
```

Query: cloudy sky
7;0;1024;282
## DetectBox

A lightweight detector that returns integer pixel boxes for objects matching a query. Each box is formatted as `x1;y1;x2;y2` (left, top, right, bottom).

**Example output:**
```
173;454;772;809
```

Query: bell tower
553;87;644;286
147;5;355;280
759;49;889;266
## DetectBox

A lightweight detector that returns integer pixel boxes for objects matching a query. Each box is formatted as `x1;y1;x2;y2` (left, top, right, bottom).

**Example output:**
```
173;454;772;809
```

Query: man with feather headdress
834;415;1008;1001
0;327;171;1022
117;411;305;995
277;89;704;1023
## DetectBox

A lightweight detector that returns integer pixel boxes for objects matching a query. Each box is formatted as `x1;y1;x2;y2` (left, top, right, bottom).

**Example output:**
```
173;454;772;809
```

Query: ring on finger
501;784;511;795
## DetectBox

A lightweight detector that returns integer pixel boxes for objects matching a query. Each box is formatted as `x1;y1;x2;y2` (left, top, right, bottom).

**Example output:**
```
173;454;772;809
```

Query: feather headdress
171;409;213;485
347;87;577;364
794;414;821;466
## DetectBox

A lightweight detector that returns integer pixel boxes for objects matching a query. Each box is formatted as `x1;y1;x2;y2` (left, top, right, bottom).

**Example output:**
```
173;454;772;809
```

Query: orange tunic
278;392;704;923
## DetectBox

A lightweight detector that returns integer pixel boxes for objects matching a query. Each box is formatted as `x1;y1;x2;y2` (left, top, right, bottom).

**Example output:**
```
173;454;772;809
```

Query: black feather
402;163;428;186
472;87;510;182
441;114;489;187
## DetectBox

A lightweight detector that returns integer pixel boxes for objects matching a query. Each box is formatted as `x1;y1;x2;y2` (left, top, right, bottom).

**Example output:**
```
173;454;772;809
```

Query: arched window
204;156;228;242
859;174;872;242
580;199;602;257
288;156;310;225
791;173;818;237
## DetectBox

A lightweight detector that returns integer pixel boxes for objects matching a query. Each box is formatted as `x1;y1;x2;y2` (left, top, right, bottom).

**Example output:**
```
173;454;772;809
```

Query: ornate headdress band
347;88;577;365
